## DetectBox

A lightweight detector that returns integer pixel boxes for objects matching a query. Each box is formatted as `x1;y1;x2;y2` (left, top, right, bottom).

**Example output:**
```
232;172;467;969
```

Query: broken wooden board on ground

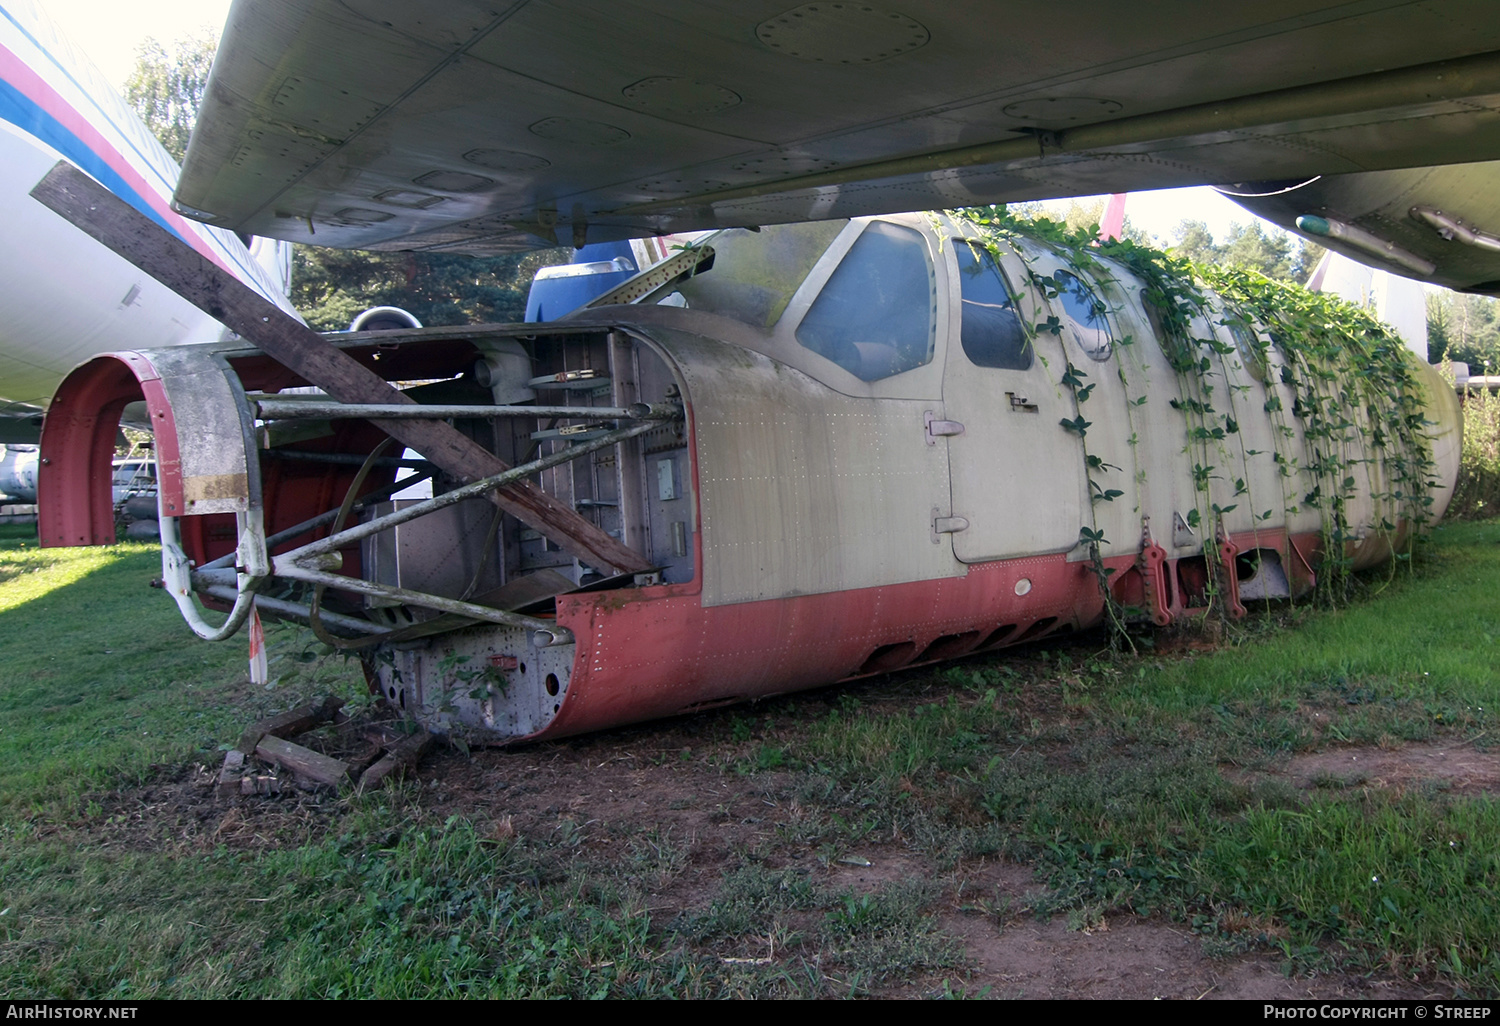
216;748;246;797
254;734;351;786
217;698;435;793
236;695;346;754
359;729;435;791
240;773;281;796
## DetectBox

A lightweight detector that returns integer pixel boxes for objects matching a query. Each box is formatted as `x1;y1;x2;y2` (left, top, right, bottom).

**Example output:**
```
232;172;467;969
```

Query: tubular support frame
253;399;682;422
173;421;663;645
273;562;572;643
160;509;268;641
264;450;435;468
194;580;393;637
278;420;662;563
197;467;438;572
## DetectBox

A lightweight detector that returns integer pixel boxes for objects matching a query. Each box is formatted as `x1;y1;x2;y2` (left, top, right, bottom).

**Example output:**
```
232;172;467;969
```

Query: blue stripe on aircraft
0;73;186;243
0;6;294;306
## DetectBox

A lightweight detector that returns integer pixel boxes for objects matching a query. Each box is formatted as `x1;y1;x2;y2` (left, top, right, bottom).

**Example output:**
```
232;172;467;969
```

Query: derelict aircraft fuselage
39;204;1461;742
29;0;1497;741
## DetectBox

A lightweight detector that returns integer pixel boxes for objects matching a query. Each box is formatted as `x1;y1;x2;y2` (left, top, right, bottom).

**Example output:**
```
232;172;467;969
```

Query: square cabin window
795;220;935;381
955;240;1031;371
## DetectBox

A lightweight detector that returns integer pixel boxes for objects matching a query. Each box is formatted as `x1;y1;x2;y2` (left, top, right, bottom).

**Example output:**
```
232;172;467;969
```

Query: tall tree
1172;218;1222;266
1044;197;1155;246
1427;290;1500;369
123;33;216;163
1006;198;1154;244
1220;221;1294;278
1170;218;1324;283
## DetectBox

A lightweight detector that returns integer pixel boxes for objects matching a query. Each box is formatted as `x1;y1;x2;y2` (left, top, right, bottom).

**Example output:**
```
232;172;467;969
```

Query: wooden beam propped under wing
30;161;650;574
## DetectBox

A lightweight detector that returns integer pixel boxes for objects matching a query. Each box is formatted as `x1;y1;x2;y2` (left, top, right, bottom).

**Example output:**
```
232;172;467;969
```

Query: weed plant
1449;384;1500;519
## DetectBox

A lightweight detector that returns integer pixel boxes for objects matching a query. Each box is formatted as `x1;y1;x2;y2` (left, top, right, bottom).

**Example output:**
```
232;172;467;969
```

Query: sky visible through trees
122;33;213;163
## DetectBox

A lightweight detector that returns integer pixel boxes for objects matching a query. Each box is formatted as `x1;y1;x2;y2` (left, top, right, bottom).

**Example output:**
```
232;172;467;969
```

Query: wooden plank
217;748;246;797
345;742;386;778
358;729;434;790
254;735;351;786
236;695;344;754
30;162;649;574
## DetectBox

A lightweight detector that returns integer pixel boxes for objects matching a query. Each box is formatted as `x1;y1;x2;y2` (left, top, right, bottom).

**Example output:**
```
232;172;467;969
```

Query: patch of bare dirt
942;914;1438;1000
1247;740;1500;796
71;762;344;853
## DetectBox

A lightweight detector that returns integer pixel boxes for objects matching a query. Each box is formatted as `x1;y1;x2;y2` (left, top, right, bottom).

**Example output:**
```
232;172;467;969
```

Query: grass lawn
0;519;1496;998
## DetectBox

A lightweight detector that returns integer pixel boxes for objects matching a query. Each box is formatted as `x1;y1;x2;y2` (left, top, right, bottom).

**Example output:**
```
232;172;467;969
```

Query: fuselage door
942;238;1085;562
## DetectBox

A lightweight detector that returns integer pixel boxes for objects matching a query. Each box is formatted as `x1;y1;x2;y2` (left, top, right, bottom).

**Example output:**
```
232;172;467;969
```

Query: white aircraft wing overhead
176;0;1500;254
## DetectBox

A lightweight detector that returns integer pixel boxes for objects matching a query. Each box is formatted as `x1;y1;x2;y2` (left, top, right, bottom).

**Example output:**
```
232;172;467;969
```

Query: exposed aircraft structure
0;0;300;429
31;0;1485;745
39;187;1462;742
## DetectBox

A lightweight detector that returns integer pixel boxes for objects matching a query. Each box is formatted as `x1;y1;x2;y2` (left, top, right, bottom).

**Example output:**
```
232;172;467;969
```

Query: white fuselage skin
0;442;36;501
0;0;298;411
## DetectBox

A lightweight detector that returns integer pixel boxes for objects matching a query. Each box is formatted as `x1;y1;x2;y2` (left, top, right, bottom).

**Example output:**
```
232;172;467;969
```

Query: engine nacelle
347;306;422;333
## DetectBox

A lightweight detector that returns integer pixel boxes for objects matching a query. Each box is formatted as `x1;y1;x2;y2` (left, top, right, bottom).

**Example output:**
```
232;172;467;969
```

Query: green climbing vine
950;207;1138;644
948;204;1441;621
1200;265;1439;600
1089;236;1257;616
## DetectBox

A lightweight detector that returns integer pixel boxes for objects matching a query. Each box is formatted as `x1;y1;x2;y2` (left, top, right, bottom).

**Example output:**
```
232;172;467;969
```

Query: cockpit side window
795;221;935;381
955;240;1031;371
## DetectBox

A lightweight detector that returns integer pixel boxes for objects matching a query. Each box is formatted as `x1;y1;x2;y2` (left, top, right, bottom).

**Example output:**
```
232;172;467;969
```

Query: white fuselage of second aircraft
0;0;300;412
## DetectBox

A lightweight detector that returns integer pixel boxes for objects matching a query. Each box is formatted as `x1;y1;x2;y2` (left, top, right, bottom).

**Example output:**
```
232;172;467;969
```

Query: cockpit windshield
672;221;846;330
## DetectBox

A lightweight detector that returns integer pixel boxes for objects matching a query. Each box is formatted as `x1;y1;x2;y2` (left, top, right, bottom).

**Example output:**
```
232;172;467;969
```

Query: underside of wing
1223;162;1500;295
176;0;1500;259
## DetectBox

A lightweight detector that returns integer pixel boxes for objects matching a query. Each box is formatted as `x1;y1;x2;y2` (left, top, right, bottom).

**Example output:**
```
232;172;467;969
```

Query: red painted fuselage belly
541;551;1121;739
